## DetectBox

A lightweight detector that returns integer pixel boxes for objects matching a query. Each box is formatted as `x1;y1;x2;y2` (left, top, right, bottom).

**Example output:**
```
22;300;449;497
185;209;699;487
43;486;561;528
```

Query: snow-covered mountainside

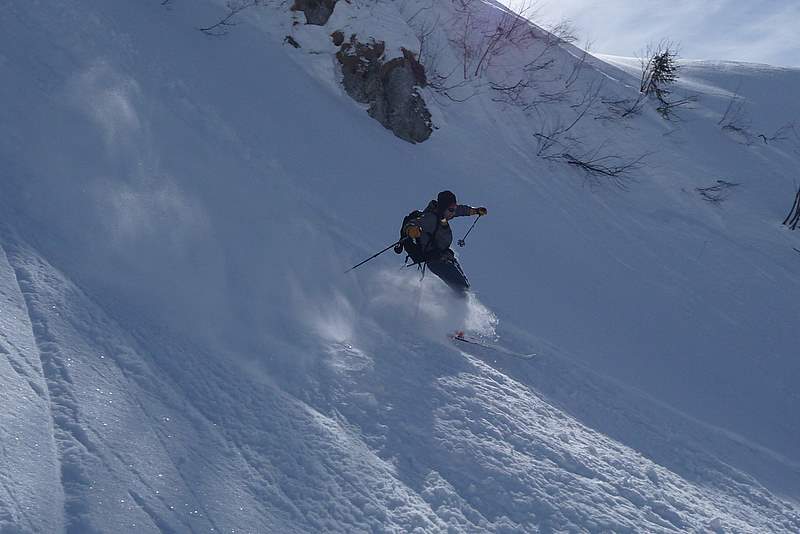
1;0;799;532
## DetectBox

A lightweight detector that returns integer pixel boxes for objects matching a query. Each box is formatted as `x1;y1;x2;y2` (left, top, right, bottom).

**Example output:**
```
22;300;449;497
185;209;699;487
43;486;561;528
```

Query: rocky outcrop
291;0;337;26
336;36;433;144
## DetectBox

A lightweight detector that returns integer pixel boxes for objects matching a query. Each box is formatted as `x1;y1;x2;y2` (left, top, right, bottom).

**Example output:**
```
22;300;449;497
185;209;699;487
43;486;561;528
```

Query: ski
449;331;536;360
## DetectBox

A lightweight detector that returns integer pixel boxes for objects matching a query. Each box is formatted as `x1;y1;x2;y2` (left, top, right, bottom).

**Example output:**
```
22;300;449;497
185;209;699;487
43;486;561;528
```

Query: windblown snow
1;0;799;532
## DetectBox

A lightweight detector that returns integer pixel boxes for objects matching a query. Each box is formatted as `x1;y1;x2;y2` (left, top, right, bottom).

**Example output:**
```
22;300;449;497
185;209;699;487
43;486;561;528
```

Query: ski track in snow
10;260;99;533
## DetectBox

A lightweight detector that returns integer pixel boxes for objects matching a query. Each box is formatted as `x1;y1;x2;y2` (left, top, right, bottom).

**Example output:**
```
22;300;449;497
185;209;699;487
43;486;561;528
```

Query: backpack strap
416;216;443;265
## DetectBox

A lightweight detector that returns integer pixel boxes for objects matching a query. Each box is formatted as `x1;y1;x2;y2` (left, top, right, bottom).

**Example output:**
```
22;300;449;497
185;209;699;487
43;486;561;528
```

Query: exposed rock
331;30;345;47
291;0;337;26
336;37;433;143
284;35;301;48
336;38;385;104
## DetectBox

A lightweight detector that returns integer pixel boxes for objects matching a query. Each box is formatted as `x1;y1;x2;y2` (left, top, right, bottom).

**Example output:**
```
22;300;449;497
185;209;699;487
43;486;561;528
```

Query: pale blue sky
502;0;800;67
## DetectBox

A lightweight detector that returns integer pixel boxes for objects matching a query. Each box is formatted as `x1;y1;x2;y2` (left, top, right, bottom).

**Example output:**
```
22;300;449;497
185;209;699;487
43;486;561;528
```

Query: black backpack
394;201;439;263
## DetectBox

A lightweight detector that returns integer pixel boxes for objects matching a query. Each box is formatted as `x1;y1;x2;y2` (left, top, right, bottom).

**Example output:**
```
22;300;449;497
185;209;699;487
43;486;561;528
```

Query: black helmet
436;190;457;215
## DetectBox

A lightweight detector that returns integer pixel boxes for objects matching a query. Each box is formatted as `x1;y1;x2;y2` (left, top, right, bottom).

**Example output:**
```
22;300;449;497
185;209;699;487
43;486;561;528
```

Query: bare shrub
783;186;800;230
696;180;740;203
601;96;646;119
449;0;542;80
199;0;262;36
758;122;795;145
533;78;604;154
560;149;648;188
718;86;795;145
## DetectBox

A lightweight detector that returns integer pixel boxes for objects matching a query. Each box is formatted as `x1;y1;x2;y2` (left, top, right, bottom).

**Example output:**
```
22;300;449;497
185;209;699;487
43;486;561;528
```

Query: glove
405;225;422;239
473;206;487;216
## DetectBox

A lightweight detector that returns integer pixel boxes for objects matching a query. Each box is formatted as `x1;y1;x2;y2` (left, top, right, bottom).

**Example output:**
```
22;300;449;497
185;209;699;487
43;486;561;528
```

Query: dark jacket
416;200;474;259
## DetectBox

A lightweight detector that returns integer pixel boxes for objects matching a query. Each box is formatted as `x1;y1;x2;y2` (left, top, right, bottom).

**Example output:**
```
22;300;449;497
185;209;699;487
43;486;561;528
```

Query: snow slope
1;0;799;532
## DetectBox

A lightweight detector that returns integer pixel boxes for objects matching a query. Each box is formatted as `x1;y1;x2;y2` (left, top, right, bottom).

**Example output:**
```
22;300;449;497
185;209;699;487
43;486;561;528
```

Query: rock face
292;0;337;26
336;36;433;143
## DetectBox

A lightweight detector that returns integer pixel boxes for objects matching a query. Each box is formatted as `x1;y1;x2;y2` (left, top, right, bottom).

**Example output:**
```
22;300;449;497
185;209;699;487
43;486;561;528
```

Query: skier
399;190;487;295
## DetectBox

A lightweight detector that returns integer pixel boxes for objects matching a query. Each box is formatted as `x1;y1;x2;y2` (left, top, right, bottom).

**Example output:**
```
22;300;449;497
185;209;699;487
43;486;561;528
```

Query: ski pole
457;214;482;247
345;237;409;273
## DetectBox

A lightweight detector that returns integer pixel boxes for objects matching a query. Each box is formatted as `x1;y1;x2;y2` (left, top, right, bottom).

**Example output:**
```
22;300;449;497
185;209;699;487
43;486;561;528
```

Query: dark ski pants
427;255;470;296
